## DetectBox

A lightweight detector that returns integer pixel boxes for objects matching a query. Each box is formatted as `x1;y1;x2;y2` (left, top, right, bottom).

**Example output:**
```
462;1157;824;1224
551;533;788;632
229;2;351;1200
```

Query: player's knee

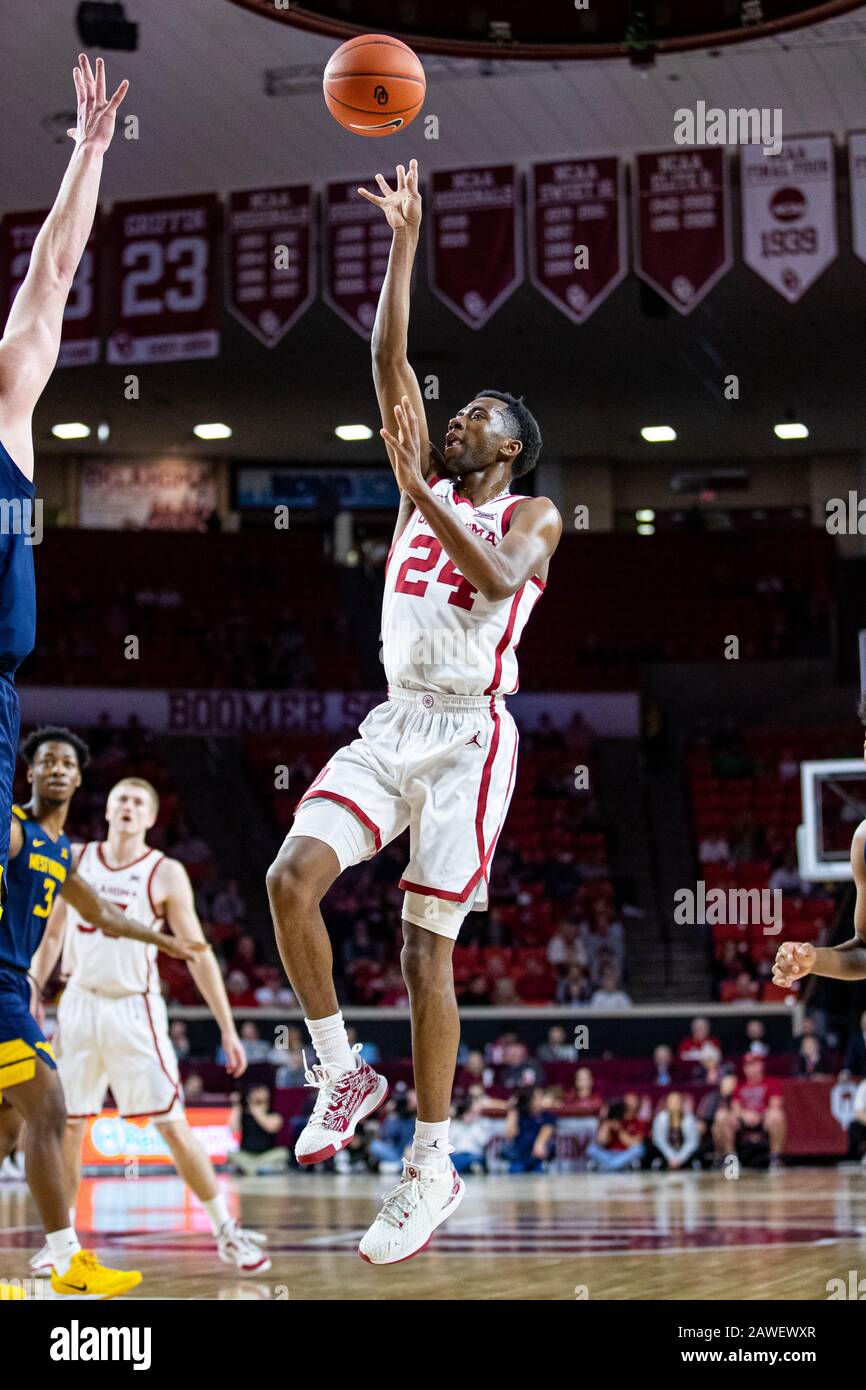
266;848;319;917
400;930;452;993
28;1080;66;1138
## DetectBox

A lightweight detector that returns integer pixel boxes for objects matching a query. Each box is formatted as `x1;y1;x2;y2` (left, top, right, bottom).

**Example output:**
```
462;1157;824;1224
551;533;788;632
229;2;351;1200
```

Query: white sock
305;1011;356;1071
411;1119;451;1173
203;1194;232;1236
46;1227;81;1276
68;1207;75;1228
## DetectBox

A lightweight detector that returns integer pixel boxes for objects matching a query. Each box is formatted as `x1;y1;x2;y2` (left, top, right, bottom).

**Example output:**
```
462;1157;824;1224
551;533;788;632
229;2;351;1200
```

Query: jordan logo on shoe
465;731;482;748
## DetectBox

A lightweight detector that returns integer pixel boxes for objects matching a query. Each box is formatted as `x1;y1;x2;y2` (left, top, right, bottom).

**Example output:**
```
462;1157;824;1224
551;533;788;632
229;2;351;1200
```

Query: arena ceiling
3;0;866;467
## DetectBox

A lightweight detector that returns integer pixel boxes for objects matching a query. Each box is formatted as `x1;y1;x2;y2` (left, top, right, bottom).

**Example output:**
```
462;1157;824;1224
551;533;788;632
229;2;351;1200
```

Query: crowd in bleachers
687;720;842;1003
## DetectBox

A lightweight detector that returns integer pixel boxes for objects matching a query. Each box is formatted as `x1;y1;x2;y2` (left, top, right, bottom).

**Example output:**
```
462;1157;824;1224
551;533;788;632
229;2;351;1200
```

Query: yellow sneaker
51;1249;142;1300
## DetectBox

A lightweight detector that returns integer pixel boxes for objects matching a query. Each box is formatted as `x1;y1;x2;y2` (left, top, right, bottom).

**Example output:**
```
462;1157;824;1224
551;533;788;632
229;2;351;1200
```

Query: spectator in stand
698;832;731;865
650;1093;701;1171
797;1034;826;1078
457;974;492;1006
379;965;410;1008
500;1040;545;1090
586;1098;645;1172
183;1073;204;1104
538;1025;578;1063
501;1089;557;1173
565;1065;604;1116
238;1021;273;1064
345;1025;381;1067
698;1072;738;1166
169;1020;190;1061
170;819;212;865
546;920;589;973
590;969;632;1010
225;969;258;1009
744;1019;769;1056
556;964;592;1007
515;955;556;1004
492;977;521;1007
678;1017;723;1078
228;1085;288;1175
370;1090;417;1174
723;971;760;1005
211;878;247;927
652;1044;674;1086
842;1012;866;1076
449;1097;493;1174
583;908;626;977
715;1055;786;1169
274;1048;307;1088
769;851;806;897
846;1077;866;1162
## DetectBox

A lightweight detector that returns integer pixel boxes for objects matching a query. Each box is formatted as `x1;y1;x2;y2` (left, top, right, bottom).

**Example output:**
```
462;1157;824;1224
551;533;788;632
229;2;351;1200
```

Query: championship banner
106;193;221;363
226;185;315;347
741;136;837;303
528;157;626;323
633;149;732;314
79;458;219;530
0;210;100;366
428;165;522;328
848;133;866;265
322;179;393;339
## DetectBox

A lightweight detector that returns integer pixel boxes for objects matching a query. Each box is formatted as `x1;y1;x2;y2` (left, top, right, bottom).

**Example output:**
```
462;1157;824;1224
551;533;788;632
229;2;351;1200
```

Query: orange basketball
323;34;426;137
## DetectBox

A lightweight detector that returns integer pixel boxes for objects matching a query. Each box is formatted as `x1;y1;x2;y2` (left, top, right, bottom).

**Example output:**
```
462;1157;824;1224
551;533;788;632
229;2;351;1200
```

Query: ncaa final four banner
322;178;394;339
427;165;522;329
226;186;316;348
0;210;100;366
848;133;866;265
741;136;837;302
105;193;221;363
633;148;732;314
528;157;626;324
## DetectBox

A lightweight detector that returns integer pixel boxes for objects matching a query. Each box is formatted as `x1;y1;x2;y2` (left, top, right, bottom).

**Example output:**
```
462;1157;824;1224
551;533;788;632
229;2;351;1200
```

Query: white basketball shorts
285;686;519;940
55;983;184;1122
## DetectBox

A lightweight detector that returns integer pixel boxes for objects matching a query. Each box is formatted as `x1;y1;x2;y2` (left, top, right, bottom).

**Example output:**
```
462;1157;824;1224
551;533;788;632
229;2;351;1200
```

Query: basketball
323;34;426;137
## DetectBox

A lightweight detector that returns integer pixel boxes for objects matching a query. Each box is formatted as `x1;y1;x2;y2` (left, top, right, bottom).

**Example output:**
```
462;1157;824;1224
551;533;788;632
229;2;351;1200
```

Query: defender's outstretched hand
380;395;425;496
772;940;816;988
67;54;128;152
358;159;422;230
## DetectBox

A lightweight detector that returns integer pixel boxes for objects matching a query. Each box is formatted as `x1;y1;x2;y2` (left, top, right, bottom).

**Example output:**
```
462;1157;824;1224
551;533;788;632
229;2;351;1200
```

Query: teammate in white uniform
31;776;271;1275
267;159;562;1264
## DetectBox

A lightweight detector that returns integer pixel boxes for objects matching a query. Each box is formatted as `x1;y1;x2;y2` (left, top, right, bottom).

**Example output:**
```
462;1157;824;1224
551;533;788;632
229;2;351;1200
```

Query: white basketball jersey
381;478;545;697
61;842;166;997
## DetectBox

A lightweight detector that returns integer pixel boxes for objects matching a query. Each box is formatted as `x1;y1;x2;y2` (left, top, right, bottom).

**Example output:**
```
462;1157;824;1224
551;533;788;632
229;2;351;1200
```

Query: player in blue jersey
0;54;145;1298
0;726;206;1295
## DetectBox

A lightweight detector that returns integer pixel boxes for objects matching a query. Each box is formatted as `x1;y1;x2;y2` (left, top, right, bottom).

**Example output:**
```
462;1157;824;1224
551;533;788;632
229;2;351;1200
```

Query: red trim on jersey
96;843;153;873
480;721;519;888
484;590;522;695
398;877;468;903
501;495;529;534
139;993;182;1115
529;575;546;591
474;698;500;877
508;579;546;693
146;853;165;921
296;789;383;853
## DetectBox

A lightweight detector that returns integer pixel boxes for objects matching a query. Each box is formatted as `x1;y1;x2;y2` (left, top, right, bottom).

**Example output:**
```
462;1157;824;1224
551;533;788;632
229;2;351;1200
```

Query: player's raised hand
380;395;425;494
67;54;129;153
772;940;816;988
357;159;422;229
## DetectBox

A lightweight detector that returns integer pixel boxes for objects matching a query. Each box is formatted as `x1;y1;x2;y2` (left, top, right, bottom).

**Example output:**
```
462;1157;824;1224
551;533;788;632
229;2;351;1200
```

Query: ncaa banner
848;133;866;265
106;193;221;363
741;136;837;302
428;165;522;329
634;149;732;314
322;179;393;340
0;210;100;366
528;157;626;324
226;185;315;348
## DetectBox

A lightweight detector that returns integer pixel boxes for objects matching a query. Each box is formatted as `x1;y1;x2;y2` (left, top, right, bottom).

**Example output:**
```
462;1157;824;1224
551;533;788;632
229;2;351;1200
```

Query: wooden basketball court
1;1167;864;1300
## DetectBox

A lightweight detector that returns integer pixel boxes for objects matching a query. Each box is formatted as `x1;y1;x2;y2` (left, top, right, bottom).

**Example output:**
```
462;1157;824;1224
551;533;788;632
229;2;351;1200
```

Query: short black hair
20;725;90;770
475;389;542;477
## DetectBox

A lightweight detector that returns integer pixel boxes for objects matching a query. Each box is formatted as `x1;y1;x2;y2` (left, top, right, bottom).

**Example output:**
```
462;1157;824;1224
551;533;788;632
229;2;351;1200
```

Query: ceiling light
193;423;232;440
637;523;656;536
335;424;373;441
773;422;808;440
51;422;90;439
641;426;677;443
635;509;655;523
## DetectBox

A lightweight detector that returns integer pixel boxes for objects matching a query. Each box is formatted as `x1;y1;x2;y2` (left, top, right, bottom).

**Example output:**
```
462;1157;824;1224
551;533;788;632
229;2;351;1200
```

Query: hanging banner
226;185;315;347
634;148;732;314
106;193;221;363
0;210;100;366
322;179;392;340
741;136;837;303
849;133;866;266
528;157;626;324
79;458;219;530
428;165;522;328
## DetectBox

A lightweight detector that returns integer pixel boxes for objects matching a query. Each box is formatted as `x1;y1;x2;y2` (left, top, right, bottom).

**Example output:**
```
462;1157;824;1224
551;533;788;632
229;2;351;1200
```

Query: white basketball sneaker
295;1044;388;1166
216;1221;271;1274
358;1157;465;1265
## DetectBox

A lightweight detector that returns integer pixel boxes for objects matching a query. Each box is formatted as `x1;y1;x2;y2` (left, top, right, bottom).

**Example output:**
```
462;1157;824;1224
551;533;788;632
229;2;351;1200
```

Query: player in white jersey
30;776;271;1275
267;159;562;1263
